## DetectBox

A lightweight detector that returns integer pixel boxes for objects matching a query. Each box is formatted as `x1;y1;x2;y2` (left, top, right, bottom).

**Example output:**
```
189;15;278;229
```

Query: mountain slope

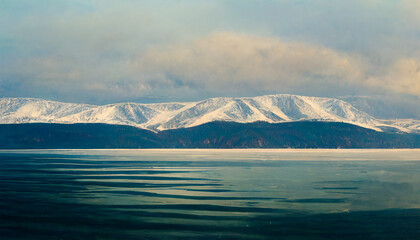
160;121;420;148
1;122;419;149
1;94;419;133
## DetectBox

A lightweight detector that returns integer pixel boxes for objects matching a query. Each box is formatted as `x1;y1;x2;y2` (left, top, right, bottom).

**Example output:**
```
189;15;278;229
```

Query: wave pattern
1;150;420;239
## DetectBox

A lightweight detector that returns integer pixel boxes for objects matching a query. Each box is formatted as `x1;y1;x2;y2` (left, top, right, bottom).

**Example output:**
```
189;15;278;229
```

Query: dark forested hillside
0;122;419;149
0;123;162;149
159;121;420;148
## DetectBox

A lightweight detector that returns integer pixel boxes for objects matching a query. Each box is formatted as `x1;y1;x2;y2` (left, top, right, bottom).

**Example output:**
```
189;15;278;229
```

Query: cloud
402;0;420;20
1;0;420;112
366;58;420;96
3;31;419;105
133;32;366;95
131;32;420;99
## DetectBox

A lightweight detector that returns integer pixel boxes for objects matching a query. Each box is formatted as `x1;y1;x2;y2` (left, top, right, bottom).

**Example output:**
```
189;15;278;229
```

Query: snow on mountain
1;94;419;133
0;98;94;123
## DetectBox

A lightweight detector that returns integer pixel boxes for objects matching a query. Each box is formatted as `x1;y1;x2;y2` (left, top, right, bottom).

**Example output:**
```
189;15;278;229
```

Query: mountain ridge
1;94;419;133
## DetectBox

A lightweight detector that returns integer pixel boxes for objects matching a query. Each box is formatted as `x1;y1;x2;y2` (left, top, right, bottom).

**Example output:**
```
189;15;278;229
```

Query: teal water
1;149;420;239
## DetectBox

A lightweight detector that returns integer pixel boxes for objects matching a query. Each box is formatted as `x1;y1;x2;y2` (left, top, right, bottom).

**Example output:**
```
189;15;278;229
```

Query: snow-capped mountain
1;94;419;133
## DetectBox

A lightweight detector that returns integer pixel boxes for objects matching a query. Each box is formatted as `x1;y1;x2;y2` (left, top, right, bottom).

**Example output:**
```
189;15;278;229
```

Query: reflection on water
1;149;419;239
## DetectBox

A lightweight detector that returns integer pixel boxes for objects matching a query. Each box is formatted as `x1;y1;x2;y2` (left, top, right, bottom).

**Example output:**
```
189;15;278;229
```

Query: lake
1;149;420;239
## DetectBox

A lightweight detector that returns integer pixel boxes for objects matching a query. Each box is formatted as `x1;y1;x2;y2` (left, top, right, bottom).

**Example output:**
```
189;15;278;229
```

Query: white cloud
133;32;365;94
402;0;420;20
1;1;418;117
3;31;419;104
367;58;420;96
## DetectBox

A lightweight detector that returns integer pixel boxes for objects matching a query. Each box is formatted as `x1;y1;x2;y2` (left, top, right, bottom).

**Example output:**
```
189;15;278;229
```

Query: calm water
1;149;420;239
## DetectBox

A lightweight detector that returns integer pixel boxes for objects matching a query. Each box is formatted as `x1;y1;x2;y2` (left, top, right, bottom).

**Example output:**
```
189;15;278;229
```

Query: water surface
1;149;420;239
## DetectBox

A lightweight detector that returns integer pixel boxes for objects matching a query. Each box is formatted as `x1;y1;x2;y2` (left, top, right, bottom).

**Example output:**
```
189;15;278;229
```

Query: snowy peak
1;95;419;133
0;98;94;123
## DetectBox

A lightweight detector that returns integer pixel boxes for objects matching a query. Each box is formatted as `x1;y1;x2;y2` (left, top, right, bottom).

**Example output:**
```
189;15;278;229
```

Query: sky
0;0;419;117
